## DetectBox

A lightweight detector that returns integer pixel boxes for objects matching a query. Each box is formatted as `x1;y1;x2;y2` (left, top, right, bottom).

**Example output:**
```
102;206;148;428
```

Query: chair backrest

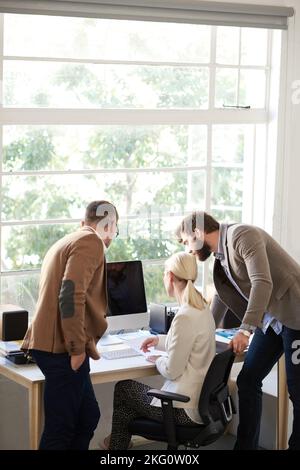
198;349;235;426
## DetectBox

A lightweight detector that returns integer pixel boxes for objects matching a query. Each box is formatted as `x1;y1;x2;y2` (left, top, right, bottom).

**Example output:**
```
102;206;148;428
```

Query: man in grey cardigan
176;211;300;450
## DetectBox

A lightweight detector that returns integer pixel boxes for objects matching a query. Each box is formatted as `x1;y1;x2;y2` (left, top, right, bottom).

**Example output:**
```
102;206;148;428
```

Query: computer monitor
106;260;149;332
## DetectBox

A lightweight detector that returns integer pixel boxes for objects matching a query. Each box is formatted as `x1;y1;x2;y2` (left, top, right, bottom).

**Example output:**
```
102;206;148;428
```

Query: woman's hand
141;336;159;353
146;355;161;363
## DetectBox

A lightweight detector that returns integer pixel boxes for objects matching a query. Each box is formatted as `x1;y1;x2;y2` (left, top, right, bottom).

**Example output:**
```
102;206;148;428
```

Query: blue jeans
235;326;300;450
31;350;100;450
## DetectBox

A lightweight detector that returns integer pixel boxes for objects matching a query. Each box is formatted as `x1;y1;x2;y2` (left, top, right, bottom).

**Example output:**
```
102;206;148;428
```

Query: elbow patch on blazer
59;280;75;318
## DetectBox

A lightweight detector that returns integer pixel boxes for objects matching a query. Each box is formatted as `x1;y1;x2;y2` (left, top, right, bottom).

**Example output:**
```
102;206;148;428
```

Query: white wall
216;0;300;261
273;1;300;259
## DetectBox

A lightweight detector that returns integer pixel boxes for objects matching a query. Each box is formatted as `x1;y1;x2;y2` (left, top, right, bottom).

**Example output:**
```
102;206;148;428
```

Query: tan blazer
151;304;216;423
22;226;108;359
212;224;300;329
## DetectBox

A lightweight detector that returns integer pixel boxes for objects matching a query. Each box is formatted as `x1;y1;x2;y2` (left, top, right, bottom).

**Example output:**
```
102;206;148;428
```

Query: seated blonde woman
102;251;216;450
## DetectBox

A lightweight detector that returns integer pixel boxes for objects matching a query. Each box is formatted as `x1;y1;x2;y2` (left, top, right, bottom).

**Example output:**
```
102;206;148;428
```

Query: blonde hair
165;251;207;310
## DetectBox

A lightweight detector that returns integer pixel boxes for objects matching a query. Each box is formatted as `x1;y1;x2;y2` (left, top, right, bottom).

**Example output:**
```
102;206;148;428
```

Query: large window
0;14;281;315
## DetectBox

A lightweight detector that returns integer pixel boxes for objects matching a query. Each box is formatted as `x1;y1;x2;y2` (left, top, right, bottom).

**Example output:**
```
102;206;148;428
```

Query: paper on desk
122;336;168;357
117;330;152;355
215;334;232;344
0;340;23;354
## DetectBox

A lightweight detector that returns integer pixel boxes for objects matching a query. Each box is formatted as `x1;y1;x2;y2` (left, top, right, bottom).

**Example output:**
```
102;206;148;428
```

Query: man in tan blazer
22;200;119;450
176;211;300;450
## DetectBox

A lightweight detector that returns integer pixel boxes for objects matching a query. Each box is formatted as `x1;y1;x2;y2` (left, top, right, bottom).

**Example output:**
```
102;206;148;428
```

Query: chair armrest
147;389;190;403
146;389;190;450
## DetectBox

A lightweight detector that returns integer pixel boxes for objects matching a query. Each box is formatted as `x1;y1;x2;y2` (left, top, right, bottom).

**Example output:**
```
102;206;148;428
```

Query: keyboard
101;348;144;360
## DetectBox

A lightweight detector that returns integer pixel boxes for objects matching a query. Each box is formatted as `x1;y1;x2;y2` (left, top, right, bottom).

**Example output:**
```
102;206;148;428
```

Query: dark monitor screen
106;260;147;316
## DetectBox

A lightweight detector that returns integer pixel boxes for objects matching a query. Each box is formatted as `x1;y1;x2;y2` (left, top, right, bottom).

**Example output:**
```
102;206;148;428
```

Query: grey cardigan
211;224;300;330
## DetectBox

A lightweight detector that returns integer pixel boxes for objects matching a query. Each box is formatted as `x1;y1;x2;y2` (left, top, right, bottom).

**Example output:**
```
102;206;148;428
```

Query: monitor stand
106;311;150;335
98;334;124;346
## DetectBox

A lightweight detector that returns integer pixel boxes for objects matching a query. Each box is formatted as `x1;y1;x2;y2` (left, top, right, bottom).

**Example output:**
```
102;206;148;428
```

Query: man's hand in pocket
71;352;86;371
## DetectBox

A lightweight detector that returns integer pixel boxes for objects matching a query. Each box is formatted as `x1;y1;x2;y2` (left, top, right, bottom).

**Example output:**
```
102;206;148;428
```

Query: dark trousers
235;326;300;450
31;350;100;450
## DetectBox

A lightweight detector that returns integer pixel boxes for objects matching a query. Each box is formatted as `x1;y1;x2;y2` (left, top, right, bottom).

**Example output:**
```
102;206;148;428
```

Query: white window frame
0;15;282;302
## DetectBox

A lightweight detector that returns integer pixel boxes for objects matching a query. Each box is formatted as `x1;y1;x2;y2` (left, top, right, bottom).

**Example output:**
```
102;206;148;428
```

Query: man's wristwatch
238;329;251;338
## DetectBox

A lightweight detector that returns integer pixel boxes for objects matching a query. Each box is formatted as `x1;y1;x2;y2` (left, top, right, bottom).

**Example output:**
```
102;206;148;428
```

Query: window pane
212;125;254;164
187;172;206;209
0;261;182;316
5;14;210;63
241;28;268;66
108;215;184;264
2;255;198;315
188;126;207;166
206;257;215;302
1;13;277;304
3;125;207;172
1;224;77;271
1;219;182;272
115;215;187;248
1;273;40;319
195;264;204;293
211;208;242;223
215;68;238;107
4;61;209;109
2;170;206;221
239;70;266;108
211;168;243;207
216;26;239;65
142;260;204;305
143;262;173;305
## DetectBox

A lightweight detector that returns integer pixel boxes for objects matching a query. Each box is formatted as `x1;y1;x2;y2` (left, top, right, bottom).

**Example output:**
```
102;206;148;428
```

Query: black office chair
128;349;236;450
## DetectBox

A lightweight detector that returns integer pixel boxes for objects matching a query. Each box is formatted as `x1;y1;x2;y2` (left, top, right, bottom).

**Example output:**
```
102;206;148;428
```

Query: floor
131;433;236;450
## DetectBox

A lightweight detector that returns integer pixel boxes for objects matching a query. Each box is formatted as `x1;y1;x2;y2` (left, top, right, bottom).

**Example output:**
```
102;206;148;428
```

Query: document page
121;332;168;357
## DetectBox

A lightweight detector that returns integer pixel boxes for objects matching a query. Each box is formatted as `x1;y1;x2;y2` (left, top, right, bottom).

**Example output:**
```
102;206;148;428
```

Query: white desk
0;340;288;450
0;345;157;450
